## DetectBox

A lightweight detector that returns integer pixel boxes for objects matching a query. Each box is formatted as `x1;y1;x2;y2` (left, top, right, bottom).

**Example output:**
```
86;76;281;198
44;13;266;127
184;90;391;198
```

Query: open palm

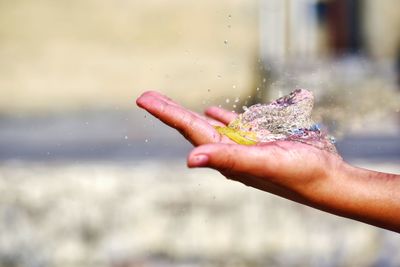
136;91;344;206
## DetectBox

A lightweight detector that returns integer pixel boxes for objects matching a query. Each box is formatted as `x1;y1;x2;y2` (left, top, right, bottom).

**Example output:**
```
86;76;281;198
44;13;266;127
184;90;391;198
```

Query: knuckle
220;153;236;172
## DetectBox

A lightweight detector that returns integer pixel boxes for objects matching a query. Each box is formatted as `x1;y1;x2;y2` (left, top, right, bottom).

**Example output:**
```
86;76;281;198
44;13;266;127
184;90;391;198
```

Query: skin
136;91;400;233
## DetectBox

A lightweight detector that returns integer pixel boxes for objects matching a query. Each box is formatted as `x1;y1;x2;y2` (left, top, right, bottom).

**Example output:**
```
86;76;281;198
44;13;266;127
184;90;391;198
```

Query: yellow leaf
214;126;257;145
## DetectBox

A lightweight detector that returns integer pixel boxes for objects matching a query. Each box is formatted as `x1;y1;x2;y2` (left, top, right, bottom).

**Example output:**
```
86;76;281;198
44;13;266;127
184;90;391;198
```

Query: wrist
312;160;400;232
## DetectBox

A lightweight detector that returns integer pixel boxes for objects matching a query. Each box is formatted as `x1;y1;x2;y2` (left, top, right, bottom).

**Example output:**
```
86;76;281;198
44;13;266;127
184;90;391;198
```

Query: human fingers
187;143;283;180
143;91;187;109
187;142;333;205
205;106;238;125
186;142;310;200
136;91;222;145
142;91;225;126
188;142;327;186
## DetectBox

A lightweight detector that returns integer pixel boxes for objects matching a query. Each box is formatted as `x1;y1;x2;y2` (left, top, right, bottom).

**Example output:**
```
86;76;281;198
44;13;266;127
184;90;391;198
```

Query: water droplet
217;75;222;79
124;135;128;140
207;89;211;92
234;97;239;103
145;139;149;143
232;85;236;89
310;124;320;131
224;40;228;45
228;14;232;19
262;78;266;83
256;87;260;91
233;104;237;108
225;98;230;103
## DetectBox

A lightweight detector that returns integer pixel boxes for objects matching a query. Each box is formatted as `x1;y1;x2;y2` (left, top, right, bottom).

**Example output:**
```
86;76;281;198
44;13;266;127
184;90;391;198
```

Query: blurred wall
0;0;258;114
364;0;400;60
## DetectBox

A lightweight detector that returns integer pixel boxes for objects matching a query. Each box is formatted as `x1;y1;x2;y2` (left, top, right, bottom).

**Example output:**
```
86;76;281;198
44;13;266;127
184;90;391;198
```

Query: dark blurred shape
315;1;328;24
318;0;364;55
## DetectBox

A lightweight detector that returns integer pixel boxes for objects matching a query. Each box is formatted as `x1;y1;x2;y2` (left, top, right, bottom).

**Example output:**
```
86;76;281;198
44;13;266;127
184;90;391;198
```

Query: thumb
187;143;279;177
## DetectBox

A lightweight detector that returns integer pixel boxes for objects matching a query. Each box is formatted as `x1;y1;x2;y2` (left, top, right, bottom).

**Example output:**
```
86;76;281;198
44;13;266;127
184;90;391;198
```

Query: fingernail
189;154;209;167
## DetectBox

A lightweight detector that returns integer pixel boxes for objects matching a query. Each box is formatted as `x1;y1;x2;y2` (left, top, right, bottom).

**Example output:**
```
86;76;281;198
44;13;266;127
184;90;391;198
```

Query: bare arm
137;91;400;233
315;163;400;232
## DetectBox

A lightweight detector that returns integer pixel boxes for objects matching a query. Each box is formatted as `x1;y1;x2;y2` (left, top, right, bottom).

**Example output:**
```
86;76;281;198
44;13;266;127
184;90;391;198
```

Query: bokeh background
1;0;400;266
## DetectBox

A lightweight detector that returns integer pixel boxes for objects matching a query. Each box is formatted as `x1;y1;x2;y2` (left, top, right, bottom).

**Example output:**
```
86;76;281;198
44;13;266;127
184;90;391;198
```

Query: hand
136;91;342;203
136;91;400;232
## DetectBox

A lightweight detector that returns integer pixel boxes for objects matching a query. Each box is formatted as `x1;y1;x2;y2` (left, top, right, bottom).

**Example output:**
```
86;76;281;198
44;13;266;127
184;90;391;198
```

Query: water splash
216;89;337;153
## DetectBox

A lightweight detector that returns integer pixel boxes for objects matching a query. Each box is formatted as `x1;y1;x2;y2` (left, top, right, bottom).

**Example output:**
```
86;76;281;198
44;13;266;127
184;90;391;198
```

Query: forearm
313;162;400;232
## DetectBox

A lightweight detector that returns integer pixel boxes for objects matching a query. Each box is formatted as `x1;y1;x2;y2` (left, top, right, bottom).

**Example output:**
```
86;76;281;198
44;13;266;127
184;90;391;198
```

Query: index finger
205;106;238;125
136;91;222;146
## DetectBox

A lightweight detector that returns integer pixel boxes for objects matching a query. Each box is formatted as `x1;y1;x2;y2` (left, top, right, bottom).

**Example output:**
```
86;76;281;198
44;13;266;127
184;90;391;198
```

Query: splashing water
215;89;338;153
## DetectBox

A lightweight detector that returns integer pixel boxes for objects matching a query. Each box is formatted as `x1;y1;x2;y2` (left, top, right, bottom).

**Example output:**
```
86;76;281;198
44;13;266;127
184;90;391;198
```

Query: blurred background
0;0;400;266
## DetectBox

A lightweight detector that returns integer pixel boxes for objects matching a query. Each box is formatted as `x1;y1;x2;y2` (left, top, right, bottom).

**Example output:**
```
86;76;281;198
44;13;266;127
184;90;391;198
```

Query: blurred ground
0;159;399;267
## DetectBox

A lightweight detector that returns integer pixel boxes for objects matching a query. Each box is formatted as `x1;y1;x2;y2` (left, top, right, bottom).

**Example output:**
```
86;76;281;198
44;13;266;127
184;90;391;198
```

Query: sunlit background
0;0;400;266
